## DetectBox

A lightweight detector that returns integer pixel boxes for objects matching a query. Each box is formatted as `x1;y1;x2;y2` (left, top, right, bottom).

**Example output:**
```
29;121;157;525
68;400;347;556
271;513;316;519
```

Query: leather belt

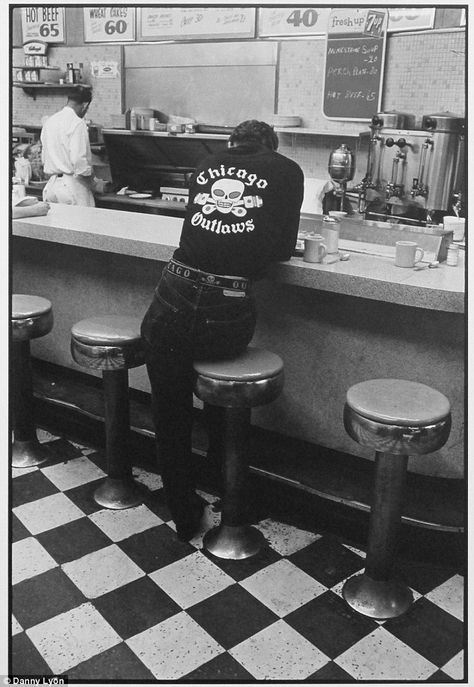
166;259;250;291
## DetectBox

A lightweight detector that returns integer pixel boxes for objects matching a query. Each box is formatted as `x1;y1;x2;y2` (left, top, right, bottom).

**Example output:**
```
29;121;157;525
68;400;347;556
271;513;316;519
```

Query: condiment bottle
66;62;75;83
320;214;340;254
446;243;459;266
129;108;137;131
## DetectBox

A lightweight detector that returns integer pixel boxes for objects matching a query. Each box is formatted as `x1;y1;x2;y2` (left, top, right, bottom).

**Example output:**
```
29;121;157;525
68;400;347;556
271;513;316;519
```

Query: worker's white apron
43;174;95;207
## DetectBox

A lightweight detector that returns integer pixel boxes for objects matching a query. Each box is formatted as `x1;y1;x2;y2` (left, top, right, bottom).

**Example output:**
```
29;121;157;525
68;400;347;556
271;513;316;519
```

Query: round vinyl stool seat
342;379;451;619
12;294;54;468
194;347;284;408
70;315;146;509
194;347;284;560
12;294;53;342
71;316;145;371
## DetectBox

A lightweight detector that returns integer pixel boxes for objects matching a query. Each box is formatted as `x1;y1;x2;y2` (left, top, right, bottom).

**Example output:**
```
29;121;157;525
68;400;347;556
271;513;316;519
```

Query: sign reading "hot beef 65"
21;6;65;42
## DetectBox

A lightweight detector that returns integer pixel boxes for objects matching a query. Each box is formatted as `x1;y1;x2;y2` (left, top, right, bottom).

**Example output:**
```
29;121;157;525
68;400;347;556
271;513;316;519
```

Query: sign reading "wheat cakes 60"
83;7;136;42
323;8;388;121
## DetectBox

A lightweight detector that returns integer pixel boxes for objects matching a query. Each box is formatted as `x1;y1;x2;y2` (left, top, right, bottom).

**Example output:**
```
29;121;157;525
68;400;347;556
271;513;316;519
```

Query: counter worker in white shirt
41;86;96;207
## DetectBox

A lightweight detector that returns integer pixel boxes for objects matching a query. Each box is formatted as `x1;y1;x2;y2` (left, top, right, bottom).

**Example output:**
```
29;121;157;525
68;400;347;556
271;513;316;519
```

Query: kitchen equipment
357;111;465;226
328;144;355;212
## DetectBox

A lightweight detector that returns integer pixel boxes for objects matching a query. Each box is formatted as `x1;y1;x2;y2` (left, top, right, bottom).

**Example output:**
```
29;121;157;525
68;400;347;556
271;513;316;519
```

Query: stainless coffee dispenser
357;110;464;224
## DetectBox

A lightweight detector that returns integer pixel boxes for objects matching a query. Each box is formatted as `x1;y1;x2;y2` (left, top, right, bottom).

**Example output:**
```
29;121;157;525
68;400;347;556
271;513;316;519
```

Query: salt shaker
321;214;340;254
446;243;459;267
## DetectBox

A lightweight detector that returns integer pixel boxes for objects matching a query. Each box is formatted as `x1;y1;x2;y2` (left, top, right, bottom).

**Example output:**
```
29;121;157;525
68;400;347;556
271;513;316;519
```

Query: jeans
140;262;256;525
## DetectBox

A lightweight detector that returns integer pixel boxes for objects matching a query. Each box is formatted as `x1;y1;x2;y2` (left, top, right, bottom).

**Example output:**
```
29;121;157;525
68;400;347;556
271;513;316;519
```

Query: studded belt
166;259;250;291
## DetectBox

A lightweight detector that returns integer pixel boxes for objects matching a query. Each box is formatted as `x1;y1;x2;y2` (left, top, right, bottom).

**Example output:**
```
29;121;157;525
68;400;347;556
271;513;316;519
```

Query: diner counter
12;204;464;313
12;203;465;478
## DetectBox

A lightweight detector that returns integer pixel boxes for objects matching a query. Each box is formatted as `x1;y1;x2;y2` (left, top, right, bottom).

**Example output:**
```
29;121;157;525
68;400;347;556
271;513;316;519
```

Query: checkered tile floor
11;430;465;681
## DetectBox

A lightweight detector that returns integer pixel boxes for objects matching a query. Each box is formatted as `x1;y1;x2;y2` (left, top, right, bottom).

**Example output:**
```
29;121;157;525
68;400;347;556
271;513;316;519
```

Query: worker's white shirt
41;106;92;177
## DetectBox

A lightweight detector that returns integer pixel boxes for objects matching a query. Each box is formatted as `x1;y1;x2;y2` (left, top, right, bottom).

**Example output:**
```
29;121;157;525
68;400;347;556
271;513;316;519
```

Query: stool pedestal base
342;572;413;619
94;477;143;510
203;523;265;560
12;438;53;468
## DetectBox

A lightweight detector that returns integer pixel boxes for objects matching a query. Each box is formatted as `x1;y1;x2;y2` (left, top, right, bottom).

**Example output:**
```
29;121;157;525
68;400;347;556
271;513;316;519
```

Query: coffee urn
328;144;355;211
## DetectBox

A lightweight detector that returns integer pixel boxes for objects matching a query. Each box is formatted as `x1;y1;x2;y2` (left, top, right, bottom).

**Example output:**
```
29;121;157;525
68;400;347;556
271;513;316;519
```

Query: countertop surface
12;203;465;313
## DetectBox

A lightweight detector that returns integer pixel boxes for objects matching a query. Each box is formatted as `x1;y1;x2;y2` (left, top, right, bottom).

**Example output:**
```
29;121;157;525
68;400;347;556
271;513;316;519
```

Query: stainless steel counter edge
12;204;464;313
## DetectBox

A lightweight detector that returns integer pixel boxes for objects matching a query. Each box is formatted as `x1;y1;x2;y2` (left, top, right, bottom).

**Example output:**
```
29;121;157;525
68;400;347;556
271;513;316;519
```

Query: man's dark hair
67;86;93;105
229;120;279;151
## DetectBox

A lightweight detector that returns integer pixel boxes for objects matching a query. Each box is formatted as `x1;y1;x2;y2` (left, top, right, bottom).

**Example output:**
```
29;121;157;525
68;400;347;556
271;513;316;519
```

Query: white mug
395;241;424;267
443;215;465;242
304;234;327;263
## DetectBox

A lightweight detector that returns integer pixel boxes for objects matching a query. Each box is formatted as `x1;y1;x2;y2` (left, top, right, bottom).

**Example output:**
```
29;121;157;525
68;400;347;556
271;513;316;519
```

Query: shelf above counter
13;82;92;100
274;126;371;137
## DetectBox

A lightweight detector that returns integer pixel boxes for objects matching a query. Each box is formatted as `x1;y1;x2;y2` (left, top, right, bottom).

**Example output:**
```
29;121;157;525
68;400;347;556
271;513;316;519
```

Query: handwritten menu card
258;7;330;36
138;7;256;41
83;7;136;42
323;8;388;121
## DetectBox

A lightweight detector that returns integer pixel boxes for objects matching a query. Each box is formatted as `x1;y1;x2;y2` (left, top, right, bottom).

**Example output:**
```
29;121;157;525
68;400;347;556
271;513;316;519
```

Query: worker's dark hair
229;120;279;151
67;86;93;105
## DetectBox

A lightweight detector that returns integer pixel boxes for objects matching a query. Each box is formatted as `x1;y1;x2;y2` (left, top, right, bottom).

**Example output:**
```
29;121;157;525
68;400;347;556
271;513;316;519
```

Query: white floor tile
26;602;121;674
240;559;327;617
13;492;84;535
62;544;145;598
88;504;163;542
425;574;464;621
12;615;23;635
41;456;106;490
230;619;329;680
132;466;163;491
127;611;223;679
11;466;38;479
255;518;321;556
441;650;464;680
37;429;59;444
342;543;366;558
335;626;437;681
12;537;58;585
149;551;233;609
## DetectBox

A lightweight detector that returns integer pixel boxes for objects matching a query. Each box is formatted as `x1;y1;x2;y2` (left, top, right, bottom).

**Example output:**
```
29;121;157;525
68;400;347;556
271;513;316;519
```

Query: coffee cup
443;215;465;242
395;241;424;267
304;234;327;263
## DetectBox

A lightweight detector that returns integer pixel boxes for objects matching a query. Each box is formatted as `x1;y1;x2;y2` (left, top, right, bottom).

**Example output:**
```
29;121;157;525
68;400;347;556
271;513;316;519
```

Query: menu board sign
258;7;330;37
83;7;136;42
21;6;65;43
138;7;256;41
323;8;387;121
387;8;435;32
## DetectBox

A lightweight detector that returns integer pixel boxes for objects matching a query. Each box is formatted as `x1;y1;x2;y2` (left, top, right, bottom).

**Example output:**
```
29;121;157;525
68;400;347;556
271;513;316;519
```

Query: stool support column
203;406;265;560
365;452;408;580
93;369;143;509
11;340;52;468
342;451;413;619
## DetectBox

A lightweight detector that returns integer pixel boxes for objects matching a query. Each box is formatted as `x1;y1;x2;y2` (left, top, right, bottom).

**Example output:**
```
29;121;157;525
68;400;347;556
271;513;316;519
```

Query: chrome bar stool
12;294;54;468
194;346;284;560
342;378;451;619
71;316;145;509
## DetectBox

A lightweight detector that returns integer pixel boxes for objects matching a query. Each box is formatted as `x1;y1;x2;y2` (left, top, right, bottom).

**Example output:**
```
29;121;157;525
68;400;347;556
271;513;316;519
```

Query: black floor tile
285;590;377;659
85;450;107;472
63;642;155;680
10;632;53;676
93;576;181;640
42;438;83;464
183;651;255;681
12;567;86;630
203;541;282;582
11;470;59;508
307;659;356;682
11;513;30;543
142;488;173;522
118;524;195;573
384;597;464;667
426;669;456;682
289;536;364;588
187;584;278;650
392;558;460;595
62;479;106;515
36;516;112;564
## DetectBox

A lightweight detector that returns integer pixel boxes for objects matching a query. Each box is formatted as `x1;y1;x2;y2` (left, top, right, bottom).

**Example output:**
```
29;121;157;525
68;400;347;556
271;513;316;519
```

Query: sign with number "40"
21;7;65;43
83;7;136;43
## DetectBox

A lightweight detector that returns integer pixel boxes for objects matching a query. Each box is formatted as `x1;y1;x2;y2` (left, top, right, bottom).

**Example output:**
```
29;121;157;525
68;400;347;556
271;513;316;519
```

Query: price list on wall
258;7;330;36
323;8;388;121
21;6;65;42
138;7;256;41
83;7;136;42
